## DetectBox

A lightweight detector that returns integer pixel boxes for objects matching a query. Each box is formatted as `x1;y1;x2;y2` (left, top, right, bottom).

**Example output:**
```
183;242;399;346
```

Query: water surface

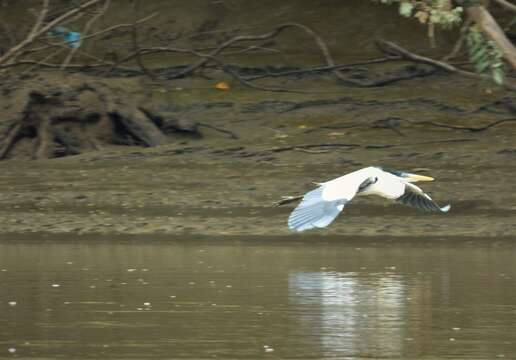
1;238;515;359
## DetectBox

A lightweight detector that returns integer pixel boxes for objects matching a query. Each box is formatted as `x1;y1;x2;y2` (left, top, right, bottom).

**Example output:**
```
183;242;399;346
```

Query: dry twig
61;0;111;70
442;19;472;62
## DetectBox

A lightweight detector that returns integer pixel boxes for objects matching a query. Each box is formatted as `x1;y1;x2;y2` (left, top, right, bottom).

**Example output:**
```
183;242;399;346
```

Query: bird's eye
373;177;378;183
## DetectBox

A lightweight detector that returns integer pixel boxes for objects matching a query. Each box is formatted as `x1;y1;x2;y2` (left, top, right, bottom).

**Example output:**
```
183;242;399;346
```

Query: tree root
0;83;202;160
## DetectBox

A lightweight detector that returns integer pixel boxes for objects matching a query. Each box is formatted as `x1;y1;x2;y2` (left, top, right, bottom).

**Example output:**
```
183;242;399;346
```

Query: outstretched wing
397;183;450;213
287;173;377;232
288;187;349;232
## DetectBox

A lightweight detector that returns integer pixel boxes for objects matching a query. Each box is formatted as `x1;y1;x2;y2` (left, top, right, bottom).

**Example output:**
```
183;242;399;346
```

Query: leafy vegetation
466;27;506;85
374;0;512;86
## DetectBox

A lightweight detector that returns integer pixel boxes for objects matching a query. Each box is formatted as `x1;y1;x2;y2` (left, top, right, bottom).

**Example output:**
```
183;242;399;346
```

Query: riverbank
0;69;515;239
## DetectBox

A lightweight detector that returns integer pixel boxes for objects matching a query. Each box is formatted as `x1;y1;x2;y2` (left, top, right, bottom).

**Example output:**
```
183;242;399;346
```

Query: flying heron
278;166;450;232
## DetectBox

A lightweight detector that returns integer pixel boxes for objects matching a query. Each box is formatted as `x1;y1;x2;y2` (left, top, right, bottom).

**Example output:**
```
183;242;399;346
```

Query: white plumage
285;166;450;232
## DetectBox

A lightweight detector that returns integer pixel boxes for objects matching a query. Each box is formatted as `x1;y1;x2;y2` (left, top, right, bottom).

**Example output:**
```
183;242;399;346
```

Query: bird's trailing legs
274;195;304;207
274;182;321;206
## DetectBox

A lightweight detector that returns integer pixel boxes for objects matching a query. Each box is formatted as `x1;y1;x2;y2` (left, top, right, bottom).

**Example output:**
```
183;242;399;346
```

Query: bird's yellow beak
406;173;434;182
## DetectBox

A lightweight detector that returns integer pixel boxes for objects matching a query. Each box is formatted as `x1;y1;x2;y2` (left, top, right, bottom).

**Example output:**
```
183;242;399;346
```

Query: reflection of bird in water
278;166;450;232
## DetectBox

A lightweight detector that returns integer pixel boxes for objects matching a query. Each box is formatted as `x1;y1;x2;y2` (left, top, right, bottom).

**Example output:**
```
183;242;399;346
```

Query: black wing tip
397;190;450;214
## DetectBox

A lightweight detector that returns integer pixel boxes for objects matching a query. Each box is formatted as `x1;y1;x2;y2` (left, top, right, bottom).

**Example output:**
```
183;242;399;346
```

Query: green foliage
374;0;509;86
466;27;506;85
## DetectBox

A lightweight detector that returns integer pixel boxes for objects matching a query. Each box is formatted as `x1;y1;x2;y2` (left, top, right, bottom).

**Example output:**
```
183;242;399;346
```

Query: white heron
278;166;450;232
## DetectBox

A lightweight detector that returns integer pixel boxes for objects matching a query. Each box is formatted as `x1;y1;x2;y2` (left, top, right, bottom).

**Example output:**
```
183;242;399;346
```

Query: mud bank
0;67;515;239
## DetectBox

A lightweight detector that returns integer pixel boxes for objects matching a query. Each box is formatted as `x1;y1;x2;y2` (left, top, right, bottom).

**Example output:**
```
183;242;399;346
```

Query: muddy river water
1;238;516;359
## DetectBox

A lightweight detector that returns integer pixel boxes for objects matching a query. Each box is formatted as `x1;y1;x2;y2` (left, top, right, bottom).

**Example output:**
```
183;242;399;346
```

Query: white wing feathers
288;168;377;232
288;187;348;232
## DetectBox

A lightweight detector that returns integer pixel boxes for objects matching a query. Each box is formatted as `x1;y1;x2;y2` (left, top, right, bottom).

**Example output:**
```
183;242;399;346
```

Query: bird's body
284;166;450;232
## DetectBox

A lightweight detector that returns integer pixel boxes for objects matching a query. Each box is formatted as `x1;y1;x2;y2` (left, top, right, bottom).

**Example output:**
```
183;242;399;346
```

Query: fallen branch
378;40;476;75
376;40;516;91
215;43;282;56
401;138;477;145
244;56;401;81
112;46;322;93
265;143;361;153
293;148;332;153
198;123;239;139
421;118;516;132
169;22;346;81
